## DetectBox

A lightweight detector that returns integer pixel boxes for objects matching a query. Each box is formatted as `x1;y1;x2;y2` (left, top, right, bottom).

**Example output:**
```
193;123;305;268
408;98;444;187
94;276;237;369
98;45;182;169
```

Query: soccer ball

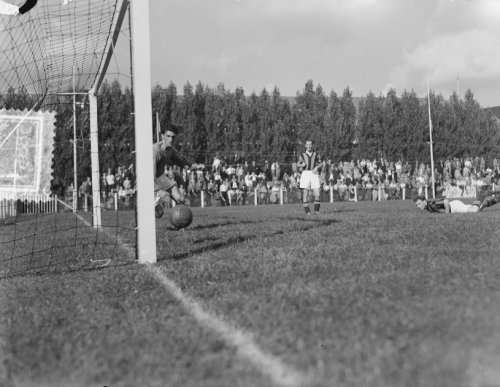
168;205;193;229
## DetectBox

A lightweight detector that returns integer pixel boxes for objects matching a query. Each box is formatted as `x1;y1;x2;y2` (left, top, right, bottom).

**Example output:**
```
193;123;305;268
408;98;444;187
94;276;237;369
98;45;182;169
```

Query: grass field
1;201;500;387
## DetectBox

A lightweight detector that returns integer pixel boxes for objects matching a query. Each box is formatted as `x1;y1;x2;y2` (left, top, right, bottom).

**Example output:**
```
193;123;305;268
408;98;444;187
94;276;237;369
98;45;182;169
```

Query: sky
114;0;500;107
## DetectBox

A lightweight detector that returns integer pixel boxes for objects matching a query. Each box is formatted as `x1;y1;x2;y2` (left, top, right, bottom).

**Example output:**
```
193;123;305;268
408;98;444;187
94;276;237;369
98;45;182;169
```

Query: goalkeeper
153;126;191;218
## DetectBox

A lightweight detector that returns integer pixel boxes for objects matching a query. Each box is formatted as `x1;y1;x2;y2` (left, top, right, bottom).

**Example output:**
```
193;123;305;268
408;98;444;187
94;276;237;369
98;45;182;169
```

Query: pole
128;0;134;95
156;111;160;142
89;90;102;228
427;83;436;199
72;67;78;212
130;0;157;263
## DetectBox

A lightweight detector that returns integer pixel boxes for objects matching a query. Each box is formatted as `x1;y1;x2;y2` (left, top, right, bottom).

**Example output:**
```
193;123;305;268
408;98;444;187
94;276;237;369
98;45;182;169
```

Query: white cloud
390;29;500;89
246;0;388;19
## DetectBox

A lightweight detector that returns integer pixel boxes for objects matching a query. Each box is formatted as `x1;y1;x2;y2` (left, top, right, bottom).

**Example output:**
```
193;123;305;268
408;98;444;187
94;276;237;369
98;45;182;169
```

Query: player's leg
299;171;311;214
154;189;170;218
479;192;499;211
154;174;182;218
443;198;451;213
302;188;311;214
169;185;185;205
311;174;321;214
312;187;321;213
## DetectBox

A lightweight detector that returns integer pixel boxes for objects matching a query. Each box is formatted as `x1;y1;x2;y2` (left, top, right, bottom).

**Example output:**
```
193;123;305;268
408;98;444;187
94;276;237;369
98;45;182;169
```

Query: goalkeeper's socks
314;202;320;213
304;205;311;215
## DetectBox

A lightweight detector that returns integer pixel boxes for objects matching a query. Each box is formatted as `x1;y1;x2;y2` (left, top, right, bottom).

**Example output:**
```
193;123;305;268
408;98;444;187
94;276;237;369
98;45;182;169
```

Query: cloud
390;29;500;89
246;0;389;20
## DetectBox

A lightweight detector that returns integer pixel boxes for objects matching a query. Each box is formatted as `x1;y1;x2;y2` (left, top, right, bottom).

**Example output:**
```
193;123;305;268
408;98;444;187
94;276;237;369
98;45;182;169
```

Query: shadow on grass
163;218;339;261
187;219;259;231
2;259;138;280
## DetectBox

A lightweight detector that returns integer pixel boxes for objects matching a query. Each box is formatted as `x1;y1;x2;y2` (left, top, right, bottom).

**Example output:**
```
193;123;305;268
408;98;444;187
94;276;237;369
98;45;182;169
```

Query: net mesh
0;0;133;279
0;0;125;102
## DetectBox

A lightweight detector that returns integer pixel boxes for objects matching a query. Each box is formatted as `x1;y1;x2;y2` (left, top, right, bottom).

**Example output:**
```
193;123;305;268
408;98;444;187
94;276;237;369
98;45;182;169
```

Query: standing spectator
101;172;108;200
79;176;91;199
219;178;229;206
212;153;221;172
105;168;115;196
271;160;280;181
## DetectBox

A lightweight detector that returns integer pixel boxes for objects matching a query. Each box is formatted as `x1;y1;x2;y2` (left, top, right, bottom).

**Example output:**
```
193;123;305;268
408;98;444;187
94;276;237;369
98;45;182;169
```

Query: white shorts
448;199;479;213
299;171;321;190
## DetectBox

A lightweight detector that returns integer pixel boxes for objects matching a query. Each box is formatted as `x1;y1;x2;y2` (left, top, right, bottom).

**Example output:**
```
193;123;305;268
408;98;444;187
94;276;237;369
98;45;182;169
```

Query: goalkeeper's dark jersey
153;143;189;178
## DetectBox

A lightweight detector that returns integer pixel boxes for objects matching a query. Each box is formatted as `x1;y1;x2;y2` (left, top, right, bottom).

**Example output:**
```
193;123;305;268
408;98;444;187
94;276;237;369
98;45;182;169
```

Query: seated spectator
256;180;268;204
269;180;281;204
228;176;243;205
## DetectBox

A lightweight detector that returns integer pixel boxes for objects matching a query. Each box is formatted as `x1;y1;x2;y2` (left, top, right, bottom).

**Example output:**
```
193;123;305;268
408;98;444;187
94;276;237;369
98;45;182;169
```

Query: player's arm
313;154;325;174
297;154;305;168
166;147;192;170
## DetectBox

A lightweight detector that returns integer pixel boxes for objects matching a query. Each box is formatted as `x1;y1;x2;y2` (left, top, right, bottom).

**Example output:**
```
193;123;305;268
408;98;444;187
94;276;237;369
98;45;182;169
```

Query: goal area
0;0;157;278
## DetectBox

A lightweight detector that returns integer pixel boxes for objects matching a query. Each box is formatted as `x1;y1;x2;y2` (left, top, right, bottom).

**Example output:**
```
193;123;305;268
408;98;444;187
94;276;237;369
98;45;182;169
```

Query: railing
70;181;499;212
0;192;58;219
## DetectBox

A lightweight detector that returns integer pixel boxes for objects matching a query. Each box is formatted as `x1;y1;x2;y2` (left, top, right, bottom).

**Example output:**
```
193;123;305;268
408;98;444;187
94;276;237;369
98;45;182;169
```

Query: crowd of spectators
77;155;500;208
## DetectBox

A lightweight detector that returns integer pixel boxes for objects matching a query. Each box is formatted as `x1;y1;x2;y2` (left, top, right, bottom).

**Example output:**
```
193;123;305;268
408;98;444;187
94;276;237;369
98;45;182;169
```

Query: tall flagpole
156;111;160;142
72;66;78;213
427;83;436;199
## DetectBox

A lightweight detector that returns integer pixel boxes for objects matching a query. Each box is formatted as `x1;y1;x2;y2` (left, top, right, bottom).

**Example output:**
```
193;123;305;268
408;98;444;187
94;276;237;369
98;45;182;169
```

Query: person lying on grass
414;192;499;214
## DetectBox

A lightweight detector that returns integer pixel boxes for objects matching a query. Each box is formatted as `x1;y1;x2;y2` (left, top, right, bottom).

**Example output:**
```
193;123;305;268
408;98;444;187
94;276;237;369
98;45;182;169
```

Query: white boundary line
147;264;311;387
60;204;311;387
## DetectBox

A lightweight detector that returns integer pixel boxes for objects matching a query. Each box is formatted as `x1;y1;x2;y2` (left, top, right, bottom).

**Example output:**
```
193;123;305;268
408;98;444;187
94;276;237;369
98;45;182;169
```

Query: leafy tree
337;87;356;160
357;91;384;160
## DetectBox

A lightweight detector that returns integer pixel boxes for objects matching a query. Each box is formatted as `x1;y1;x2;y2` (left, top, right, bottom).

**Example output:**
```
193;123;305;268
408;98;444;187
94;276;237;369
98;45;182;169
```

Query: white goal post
89;0;157;263
129;0;157;263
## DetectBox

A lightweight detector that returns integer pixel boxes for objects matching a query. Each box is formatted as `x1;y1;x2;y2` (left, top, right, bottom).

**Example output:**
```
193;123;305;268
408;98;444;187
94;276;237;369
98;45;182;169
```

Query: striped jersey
299;151;322;171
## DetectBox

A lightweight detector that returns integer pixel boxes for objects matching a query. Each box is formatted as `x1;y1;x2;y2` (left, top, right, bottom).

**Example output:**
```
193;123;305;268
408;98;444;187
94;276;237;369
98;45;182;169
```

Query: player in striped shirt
414;192;499;214
297;140;325;215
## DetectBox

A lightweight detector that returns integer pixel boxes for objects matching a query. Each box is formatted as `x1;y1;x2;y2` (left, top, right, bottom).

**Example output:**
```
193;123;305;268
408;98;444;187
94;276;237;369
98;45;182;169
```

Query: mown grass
1;201;500;387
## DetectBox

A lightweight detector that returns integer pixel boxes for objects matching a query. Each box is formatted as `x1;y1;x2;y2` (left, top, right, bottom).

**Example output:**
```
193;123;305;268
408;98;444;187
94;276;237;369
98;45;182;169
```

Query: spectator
105;168;115;196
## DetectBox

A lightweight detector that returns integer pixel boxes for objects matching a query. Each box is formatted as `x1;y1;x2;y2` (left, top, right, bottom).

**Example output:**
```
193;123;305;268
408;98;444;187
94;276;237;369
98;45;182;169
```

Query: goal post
88;89;102;229
129;0;157;263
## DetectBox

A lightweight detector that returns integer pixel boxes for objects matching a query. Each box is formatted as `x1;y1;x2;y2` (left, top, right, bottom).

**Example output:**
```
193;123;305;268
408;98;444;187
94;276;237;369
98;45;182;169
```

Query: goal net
0;0;140;278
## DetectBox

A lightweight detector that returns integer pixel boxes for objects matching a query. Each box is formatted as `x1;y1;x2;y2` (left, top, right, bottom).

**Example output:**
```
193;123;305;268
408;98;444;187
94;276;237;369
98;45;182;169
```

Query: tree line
1;80;499;192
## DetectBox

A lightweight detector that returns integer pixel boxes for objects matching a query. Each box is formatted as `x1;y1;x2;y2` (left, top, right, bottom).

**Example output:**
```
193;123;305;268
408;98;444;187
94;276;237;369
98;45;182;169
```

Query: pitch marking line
147;264;311;387
68;209;311;387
